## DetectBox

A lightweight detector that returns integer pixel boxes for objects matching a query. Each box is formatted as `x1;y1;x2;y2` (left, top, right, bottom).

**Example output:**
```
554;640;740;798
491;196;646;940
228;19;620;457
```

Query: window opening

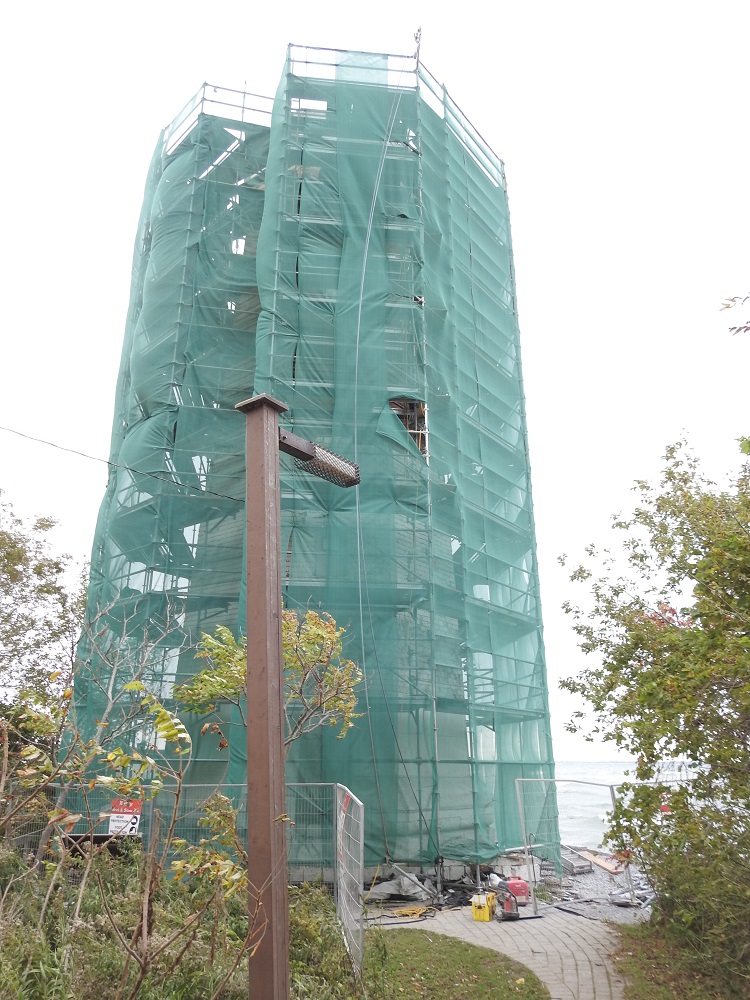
389;398;427;455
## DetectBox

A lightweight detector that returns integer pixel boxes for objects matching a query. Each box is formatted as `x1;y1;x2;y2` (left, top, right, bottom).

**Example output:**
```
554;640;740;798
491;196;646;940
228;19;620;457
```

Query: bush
561;444;750;991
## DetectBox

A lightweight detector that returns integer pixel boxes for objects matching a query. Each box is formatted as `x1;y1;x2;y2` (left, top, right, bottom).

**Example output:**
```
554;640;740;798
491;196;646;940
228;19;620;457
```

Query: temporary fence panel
515;777;646;875
5;781;364;971
515;776;661;907
335;784;365;970
77;47;557;869
515;777;564;873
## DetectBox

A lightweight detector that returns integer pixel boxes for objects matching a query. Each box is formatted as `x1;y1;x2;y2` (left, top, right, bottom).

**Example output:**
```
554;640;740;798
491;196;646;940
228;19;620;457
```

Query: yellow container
471;891;496;921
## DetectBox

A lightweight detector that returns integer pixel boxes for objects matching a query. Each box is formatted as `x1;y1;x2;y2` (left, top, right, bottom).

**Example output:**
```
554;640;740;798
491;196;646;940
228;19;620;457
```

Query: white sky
2;0;748;761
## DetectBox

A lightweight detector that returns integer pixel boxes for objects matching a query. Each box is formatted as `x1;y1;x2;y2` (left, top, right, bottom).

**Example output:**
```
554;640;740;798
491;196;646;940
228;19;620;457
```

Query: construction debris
544;852;655;924
560;845;594;875
579;850;624;873
365;873;436;902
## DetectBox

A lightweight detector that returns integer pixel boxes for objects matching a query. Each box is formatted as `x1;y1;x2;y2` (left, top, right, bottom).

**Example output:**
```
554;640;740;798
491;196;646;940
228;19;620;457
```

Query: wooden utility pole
237;394;289;1000
236;393;359;999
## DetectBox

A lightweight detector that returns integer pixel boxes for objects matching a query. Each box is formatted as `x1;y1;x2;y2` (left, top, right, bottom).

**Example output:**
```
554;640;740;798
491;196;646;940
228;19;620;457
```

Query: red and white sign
108;798;143;836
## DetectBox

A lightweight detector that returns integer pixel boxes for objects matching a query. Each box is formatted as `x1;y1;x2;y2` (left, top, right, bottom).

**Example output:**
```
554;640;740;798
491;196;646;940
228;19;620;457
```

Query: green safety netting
77;47;559;865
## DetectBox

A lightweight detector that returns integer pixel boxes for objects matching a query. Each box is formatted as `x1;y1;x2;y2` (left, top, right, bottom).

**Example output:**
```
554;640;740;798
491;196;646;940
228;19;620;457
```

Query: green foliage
0;846;251;1000
171;793;249;897
617;922;750;1000
176;624;245;726
0;841;26;888
0;493;89;847
176;609;363;754
0;861;548;1000
288;883;360;998
561;441;750;989
0;686;77;842
282;609;363;744
121;680;192;756
0;492;85;699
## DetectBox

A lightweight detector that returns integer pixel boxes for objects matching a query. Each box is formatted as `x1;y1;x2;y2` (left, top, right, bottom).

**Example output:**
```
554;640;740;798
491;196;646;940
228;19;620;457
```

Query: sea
552;760;686;850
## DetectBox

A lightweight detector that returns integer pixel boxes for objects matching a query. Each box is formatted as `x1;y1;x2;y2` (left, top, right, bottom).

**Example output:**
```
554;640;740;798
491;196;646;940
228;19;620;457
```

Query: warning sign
108;799;143;837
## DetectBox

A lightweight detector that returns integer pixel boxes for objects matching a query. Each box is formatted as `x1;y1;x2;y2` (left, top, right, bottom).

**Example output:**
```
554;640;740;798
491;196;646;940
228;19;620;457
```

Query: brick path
374;904;625;1000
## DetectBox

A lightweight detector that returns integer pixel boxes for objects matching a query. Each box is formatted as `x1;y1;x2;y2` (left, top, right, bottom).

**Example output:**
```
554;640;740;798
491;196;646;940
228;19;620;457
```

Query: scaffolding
78;48;559;865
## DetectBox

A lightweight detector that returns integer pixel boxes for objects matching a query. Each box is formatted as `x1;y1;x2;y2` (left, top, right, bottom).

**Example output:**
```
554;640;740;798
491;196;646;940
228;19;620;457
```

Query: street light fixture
278;428;360;488
235;394;359;1000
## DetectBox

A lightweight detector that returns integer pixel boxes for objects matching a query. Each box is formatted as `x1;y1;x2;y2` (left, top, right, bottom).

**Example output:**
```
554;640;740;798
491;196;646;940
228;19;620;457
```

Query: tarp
78;50;559;863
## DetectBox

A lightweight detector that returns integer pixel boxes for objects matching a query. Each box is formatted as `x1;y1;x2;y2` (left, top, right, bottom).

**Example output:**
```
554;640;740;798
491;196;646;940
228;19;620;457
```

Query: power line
0;422;338;516
0;423;245;505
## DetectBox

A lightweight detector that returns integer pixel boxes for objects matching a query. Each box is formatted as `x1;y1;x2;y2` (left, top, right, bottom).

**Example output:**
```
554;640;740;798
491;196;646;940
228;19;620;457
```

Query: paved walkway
372;904;625;1000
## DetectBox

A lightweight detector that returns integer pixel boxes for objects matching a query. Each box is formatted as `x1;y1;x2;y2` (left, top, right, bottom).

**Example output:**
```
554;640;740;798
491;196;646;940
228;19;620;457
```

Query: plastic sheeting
78;50;559;863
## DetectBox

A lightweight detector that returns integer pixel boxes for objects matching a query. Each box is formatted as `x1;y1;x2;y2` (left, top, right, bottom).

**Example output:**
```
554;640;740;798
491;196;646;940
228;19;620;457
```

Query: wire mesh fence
516;777;618;857
514;774;702;910
516;767;694;862
4;781;365;971
335;785;365;969
514;777;623;911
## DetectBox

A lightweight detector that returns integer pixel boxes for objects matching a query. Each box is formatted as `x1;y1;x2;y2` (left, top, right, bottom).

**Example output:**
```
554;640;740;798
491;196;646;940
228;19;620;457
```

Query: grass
0;843;549;1000
0;835;548;1000
364;928;549;999
616;923;750;1000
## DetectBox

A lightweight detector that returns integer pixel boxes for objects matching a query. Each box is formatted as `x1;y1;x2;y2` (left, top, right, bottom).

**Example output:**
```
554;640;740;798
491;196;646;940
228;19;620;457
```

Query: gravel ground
366;851;656;926
537;858;654;925
483;850;655;925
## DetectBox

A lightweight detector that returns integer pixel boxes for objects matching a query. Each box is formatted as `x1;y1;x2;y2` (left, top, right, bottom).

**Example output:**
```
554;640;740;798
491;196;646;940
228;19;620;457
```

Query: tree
722;295;750;455
0;492;85;699
175;609;363;755
1;670;265;1000
561;441;750;986
0;494;358;995
721;294;750;337
0;492;86;849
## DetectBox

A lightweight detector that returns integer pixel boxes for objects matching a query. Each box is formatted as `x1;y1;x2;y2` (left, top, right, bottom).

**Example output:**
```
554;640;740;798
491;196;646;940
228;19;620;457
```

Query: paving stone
371;904;625;999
